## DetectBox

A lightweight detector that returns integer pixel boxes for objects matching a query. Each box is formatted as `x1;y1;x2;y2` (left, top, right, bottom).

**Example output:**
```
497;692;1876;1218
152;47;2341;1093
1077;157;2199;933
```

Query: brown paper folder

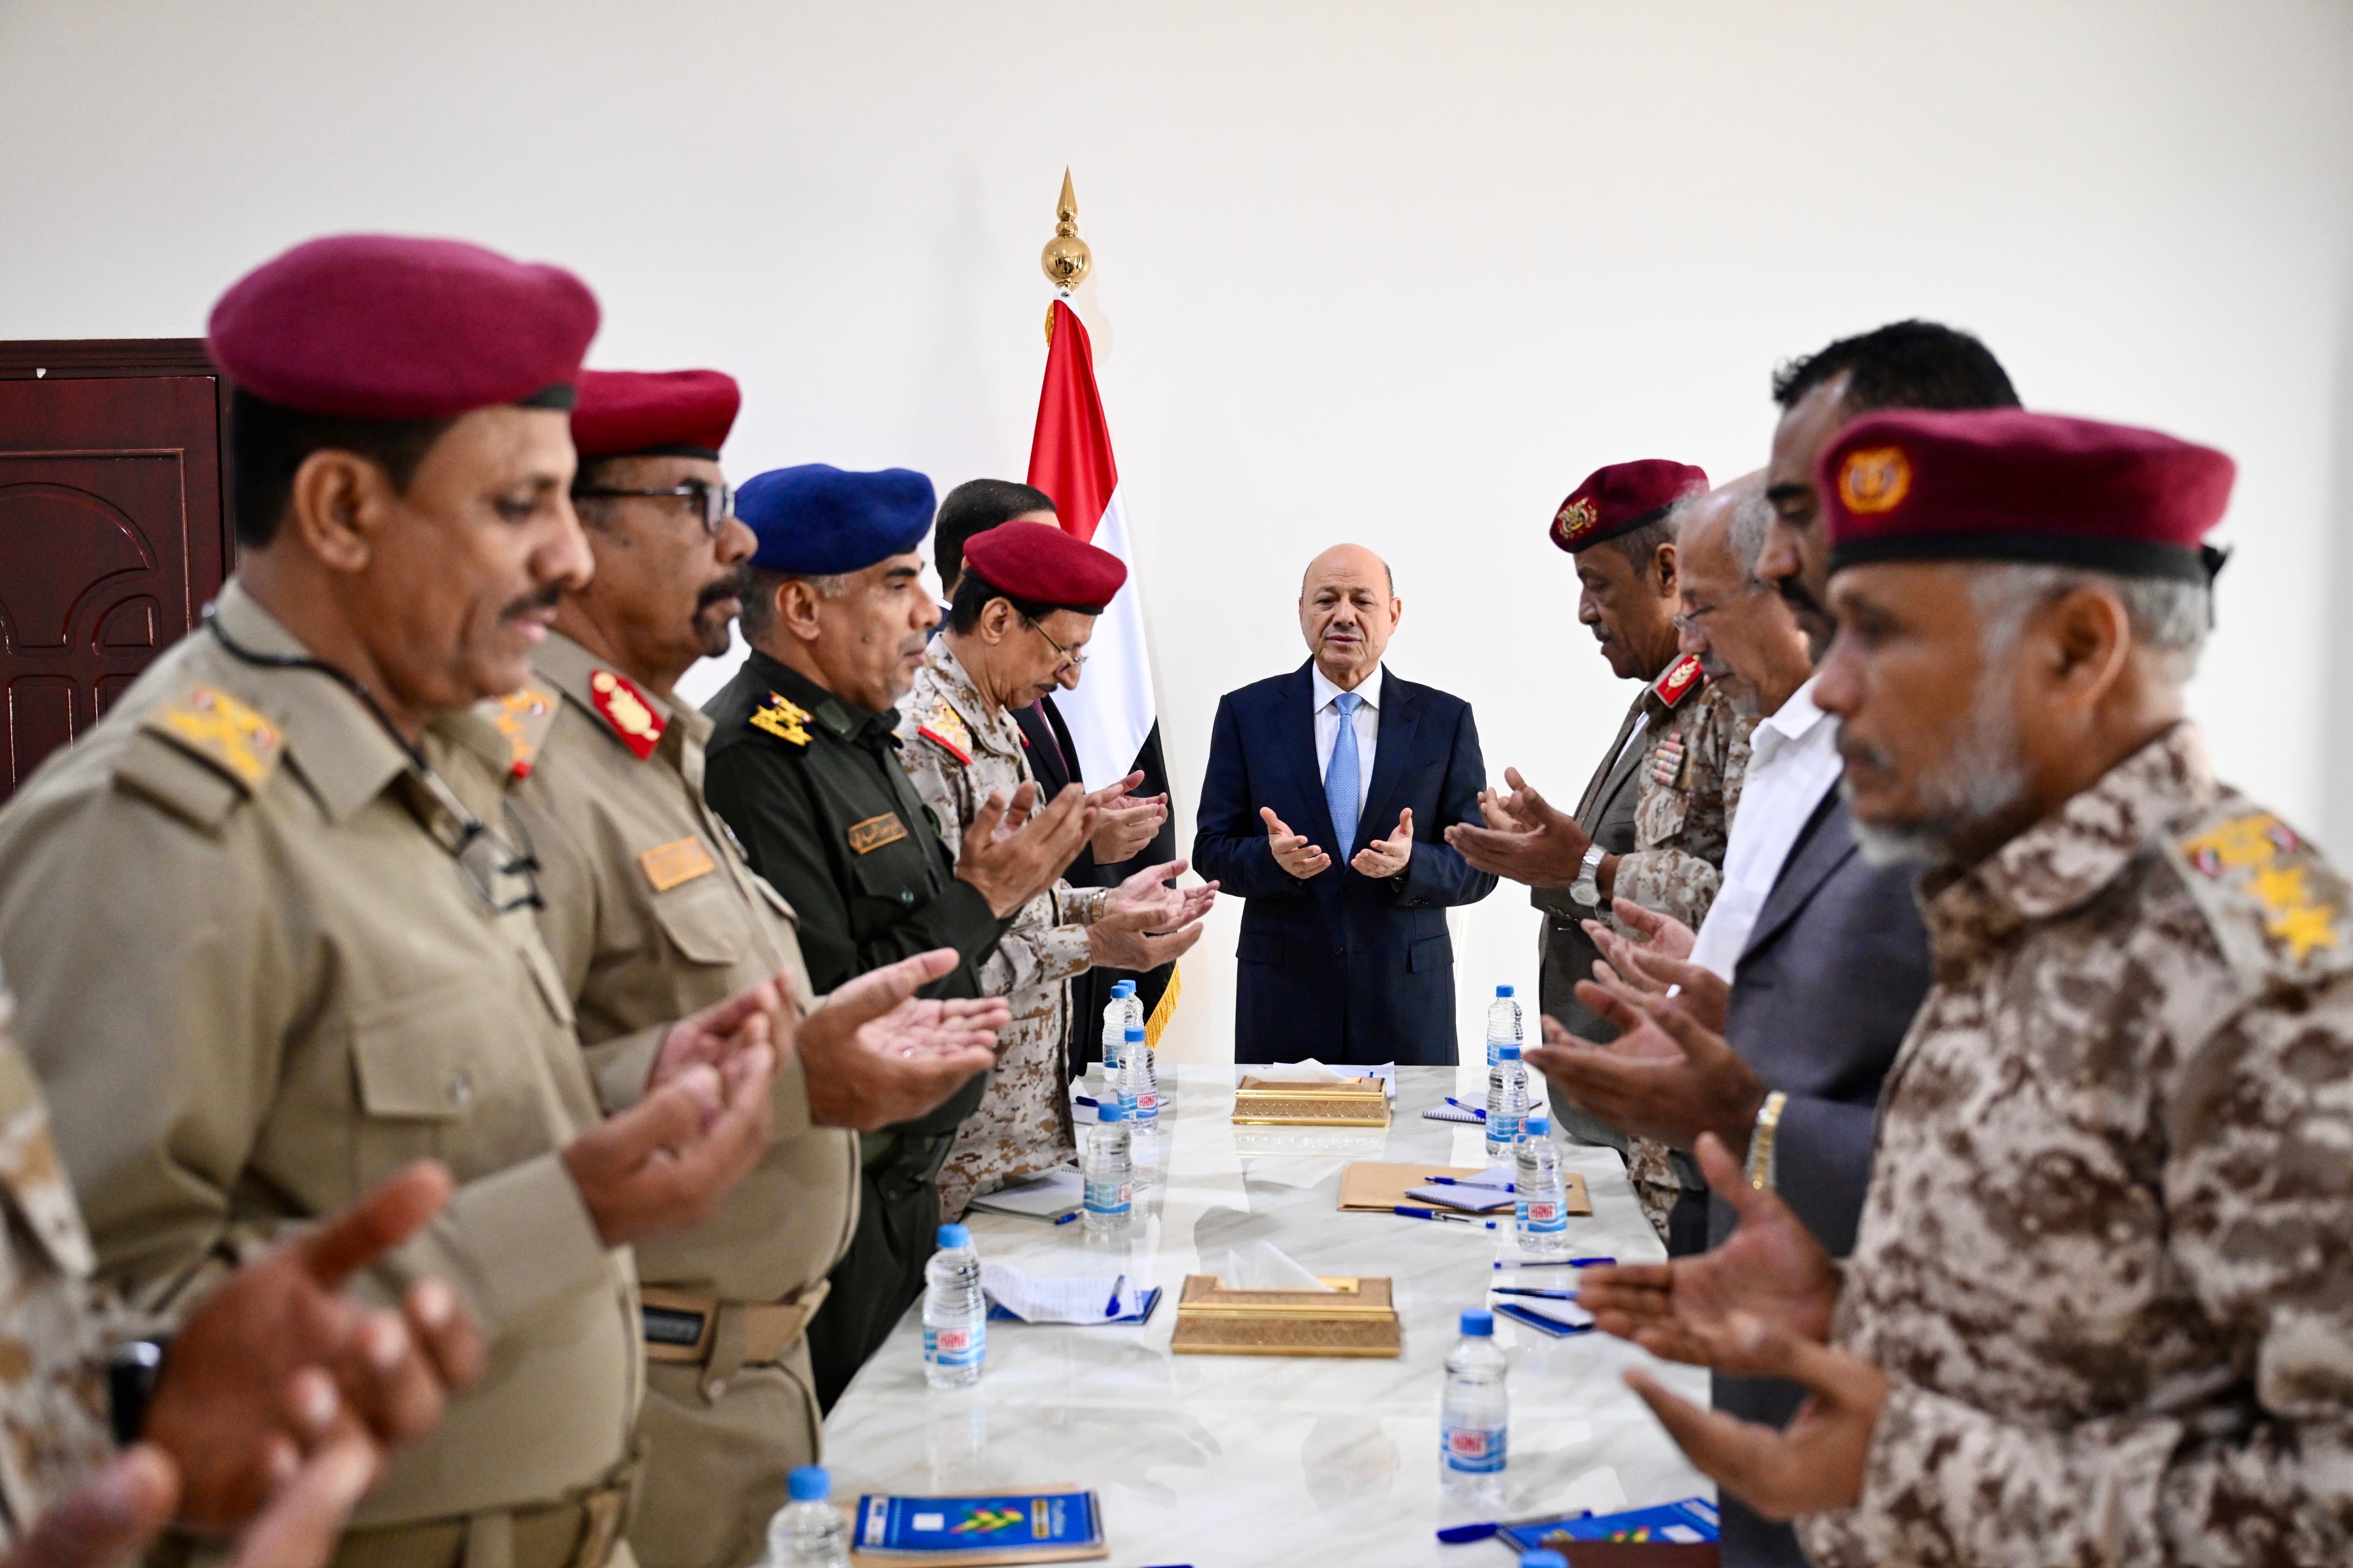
1337;1161;1591;1216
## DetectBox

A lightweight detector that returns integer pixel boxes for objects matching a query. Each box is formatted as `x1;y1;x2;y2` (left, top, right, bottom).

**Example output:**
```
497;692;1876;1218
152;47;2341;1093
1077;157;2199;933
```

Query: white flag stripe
1061;488;1156;790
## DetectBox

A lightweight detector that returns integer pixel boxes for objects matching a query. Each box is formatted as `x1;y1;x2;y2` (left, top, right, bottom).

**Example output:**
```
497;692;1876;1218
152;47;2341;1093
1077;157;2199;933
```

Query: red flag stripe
1026;300;1120;542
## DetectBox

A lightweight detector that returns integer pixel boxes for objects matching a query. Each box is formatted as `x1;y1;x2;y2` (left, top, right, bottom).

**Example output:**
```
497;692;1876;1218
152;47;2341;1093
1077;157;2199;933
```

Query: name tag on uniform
639;836;717;891
847;813;909;855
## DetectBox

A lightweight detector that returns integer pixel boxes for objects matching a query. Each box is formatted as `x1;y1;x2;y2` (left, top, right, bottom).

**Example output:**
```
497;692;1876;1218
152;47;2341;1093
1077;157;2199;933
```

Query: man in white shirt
1192;545;1498;1065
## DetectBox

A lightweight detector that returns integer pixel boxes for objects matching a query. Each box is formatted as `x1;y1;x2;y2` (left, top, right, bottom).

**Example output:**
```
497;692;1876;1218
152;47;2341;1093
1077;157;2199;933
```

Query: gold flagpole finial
1040;167;1091;296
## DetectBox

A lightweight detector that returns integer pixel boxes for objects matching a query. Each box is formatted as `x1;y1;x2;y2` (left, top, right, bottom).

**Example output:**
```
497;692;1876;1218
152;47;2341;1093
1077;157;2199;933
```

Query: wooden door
0;342;231;801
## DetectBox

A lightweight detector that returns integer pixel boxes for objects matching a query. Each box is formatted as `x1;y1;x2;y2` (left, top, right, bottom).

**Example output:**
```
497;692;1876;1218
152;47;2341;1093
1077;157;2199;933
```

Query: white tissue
1247;1058;1351;1082
1215;1239;1335;1292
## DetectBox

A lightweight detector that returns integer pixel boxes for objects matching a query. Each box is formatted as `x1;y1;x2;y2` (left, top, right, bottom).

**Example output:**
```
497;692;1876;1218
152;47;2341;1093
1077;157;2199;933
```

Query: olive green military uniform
501;632;859;1568
0;584;644;1568
701;648;1001;1408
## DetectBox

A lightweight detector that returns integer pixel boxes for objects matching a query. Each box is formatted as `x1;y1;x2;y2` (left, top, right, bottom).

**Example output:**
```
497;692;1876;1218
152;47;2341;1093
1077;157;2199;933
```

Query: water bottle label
924;1323;984;1368
1487;1113;1520;1145
1084;1178;1132;1216
1487;1039;1501;1067
1134;1091;1158;1120
1525;1199;1566;1231
1514;1196;1530;1226
1442;1423;1507;1474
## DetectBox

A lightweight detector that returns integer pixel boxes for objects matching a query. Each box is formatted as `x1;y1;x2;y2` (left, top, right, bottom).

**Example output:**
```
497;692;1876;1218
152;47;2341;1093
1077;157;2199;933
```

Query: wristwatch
1568;843;1608;909
1746;1091;1789;1192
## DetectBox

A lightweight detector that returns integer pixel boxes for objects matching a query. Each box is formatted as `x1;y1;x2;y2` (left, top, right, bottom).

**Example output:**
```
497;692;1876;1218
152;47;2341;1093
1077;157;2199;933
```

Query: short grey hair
1601;494;1697;571
739;565;848;640
1728;488;1775;581
1970;563;2210;679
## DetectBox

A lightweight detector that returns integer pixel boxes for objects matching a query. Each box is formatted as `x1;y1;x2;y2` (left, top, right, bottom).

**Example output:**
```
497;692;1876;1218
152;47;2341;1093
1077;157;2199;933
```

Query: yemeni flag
1028;298;1182;1045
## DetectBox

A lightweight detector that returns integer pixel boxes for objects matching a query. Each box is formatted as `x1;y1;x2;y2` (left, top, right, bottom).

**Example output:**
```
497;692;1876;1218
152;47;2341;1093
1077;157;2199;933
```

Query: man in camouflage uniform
1445;460;1745;1250
503;371;1007;1568
1583;408;2353;1565
898;523;1213;1218
0;971;486;1568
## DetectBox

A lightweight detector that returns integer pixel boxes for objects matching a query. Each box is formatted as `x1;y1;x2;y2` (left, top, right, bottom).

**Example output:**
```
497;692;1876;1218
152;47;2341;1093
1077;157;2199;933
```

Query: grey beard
1846;667;2030;867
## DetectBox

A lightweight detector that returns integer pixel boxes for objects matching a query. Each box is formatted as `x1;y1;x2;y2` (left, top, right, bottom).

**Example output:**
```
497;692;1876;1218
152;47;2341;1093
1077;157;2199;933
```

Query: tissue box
1169;1275;1401;1358
1230;1076;1391;1127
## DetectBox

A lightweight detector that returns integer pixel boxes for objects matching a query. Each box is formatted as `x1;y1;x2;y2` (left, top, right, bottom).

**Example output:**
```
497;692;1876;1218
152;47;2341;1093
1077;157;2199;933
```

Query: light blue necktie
1326;691;1363;855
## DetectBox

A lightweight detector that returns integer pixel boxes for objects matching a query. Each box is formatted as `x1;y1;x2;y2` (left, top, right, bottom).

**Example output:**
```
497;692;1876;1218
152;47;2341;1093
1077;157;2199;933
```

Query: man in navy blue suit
1192;544;1497;1065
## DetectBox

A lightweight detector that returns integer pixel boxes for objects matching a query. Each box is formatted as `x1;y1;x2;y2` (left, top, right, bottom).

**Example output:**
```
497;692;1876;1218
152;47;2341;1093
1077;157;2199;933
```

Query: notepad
980;1264;1160;1325
964;1169;1083;1221
852;1490;1107;1563
1423;1102;1484;1123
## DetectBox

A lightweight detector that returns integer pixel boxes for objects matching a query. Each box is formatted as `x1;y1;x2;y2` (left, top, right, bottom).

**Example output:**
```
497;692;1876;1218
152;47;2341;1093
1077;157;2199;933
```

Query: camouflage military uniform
0;970;116;1547
895;641;1110;1221
1599;677;1752;1243
1796;725;2353;1567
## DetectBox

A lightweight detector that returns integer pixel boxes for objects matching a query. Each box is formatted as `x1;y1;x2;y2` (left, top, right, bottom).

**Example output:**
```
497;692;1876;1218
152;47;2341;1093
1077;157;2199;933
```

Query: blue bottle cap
937;1224;971;1249
1525;1114;1549;1136
1499;1043;1521;1061
1496;983;1514;996
1521;1552;1568;1568
1113;979;1135;996
788;1465;830;1502
1124;1026;1145;1041
1459;1307;1494;1337
1097;1099;1124;1122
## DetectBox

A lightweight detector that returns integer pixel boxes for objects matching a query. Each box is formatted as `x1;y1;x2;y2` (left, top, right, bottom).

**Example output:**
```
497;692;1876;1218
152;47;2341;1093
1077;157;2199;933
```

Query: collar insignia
1652;652;1705;708
145;685;283;790
588;669;665;761
483;684;559;780
749;691;813;746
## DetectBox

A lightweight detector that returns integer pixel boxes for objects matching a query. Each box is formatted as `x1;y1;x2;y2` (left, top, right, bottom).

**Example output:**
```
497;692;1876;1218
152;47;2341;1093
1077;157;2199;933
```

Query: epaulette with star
1651;653;1705;710
915;700;972;765
141;684;284;790
2170;804;2347;978
749;691;813;747
481;682;559;780
587;668;666;761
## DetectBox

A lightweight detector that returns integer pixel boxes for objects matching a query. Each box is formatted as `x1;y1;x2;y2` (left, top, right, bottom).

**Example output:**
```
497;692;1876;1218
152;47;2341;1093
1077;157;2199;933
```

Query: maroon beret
1550;459;1710;553
1822;408;2234;581
207;234;599;420
962;522;1127;610
571;369;740;460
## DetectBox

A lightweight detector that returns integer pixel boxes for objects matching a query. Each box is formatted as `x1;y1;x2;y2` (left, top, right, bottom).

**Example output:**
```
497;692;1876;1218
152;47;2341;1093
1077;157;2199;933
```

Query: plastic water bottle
765;1466;850;1567
1441;1308;1509;1499
1118;1025;1158;1126
1514;1114;1571;1257
1485;984;1522;1068
1118;977;1145;1034
1485;1044;1529;1159
1101;984;1131;1075
1083;1099;1133;1237
922;1224;985;1389
1122;988;1160;1115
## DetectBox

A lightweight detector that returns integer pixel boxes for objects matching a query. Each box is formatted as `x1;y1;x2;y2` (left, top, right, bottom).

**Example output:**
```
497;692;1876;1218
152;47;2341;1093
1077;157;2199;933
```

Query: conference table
824;1063;1712;1567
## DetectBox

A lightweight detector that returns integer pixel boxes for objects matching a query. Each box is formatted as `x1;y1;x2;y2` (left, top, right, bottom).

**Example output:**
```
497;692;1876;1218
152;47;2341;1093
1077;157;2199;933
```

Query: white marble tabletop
822;1063;1711;1566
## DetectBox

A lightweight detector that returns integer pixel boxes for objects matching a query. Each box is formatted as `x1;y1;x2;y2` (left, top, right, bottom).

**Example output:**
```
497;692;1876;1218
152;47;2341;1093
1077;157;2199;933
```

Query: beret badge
1838;446;1912;515
1554;496;1601;547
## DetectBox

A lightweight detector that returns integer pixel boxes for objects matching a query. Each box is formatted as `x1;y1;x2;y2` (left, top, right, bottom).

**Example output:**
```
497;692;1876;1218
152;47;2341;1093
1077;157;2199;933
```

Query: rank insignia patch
749;691;813;746
2179;810;2341;964
1652;653;1705;708
847;812;910;855
146;686;283;789
485;684;558;779
916;701;973;765
588;669;666;760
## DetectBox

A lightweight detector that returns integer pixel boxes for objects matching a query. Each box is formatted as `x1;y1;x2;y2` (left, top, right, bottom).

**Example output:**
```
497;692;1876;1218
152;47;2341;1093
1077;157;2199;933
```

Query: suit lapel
1574;690;1648;825
1275;661;1342;852
1354;671;1420;854
1738;789;1857;964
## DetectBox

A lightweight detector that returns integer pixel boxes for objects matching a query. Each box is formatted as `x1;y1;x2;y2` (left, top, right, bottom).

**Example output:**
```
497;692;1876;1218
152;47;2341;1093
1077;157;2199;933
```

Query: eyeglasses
574;479;735;535
1022;616;1088;671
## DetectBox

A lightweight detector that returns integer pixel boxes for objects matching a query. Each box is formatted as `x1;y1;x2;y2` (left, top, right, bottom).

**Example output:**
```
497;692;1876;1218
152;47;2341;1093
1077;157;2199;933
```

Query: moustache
1776;574;1826;619
1837;736;1894;774
696;567;748;614
1697;652;1732;682
500;581;564;621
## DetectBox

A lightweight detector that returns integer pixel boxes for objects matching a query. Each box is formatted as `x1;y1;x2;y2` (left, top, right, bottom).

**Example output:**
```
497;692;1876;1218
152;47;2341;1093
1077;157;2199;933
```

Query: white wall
5;1;2348;1065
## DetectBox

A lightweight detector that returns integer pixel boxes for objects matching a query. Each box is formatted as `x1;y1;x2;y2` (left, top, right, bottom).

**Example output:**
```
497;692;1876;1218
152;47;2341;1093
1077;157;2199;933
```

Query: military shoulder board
1652;653;1705;709
916;700;972;765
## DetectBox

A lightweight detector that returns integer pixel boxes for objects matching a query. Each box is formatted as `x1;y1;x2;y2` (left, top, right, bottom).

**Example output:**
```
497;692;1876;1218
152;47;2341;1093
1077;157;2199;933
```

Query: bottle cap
1113;980;1135;996
1124;1026;1145;1041
1525;1114;1549;1136
1459;1307;1494;1337
1496;983;1514;996
787;1465;830;1502
936;1224;971;1249
1097;1099;1125;1122
1521;1553;1568;1568
1499;1044;1521;1061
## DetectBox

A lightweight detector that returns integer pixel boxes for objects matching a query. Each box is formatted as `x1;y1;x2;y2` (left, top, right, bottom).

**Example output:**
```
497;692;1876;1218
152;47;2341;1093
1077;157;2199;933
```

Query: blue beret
739;464;937;575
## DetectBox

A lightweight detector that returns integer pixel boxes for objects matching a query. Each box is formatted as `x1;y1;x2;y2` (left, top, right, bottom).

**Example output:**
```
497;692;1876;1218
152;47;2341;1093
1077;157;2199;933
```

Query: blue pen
1424;1175;1514;1190
1493;1256;1615;1269
1436;1511;1591;1545
1490;1286;1580;1301
1052;1210;1080;1226
1493;1302;1597;1338
1105;1273;1126;1316
1074;1094;1099;1108
1392;1204;1482;1225
1442;1096;1488;1119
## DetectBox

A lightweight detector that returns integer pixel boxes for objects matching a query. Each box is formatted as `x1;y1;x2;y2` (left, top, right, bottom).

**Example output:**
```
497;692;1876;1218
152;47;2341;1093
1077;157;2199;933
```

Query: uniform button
1332;946;1344;957
704;1379;727;1402
448;1071;473;1106
899;890;915;904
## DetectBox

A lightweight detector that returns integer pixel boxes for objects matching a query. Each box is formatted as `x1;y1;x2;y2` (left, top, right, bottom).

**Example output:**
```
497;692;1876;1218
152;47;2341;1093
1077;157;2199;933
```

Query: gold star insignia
2248;863;2310;915
2180;813;2283;872
2265;902;2339;963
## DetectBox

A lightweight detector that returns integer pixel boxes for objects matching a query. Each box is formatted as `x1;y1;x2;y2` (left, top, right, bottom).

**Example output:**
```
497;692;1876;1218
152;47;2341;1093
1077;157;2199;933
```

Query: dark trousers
805;1165;938;1411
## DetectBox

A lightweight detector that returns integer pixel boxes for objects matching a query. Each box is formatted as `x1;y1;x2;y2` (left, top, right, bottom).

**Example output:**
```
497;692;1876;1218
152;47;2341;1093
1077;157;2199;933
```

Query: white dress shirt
1687;674;1845;980
1311;661;1383;816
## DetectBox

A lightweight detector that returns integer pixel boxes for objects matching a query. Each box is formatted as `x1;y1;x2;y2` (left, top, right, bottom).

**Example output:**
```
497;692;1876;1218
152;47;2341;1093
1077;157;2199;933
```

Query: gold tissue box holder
1169;1274;1401;1358
1229;1076;1391;1127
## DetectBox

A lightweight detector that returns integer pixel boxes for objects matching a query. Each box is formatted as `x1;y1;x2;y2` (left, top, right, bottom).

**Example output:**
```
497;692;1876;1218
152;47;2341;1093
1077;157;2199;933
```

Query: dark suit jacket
1709;789;1932;1568
1191;662;1496;1065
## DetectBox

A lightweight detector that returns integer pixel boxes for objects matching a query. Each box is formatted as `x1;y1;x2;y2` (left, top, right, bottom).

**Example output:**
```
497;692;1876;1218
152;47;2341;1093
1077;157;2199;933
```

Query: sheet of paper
1404;1182;1514;1212
980;1263;1143;1323
965;1168;1083;1219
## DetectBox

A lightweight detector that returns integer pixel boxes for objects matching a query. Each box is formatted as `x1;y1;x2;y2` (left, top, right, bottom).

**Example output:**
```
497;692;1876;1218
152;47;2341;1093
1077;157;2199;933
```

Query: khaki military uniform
1610;681;1749;1242
896;642;1110;1221
1797;725;2353;1567
0;972;118;1546
0;584;643;1568
500;632;858;1568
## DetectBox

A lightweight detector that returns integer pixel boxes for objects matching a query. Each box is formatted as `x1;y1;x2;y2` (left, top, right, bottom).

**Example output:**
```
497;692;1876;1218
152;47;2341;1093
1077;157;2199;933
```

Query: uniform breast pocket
1635;785;1690;844
650;877;751;968
348;985;481;1190
848;834;933;915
